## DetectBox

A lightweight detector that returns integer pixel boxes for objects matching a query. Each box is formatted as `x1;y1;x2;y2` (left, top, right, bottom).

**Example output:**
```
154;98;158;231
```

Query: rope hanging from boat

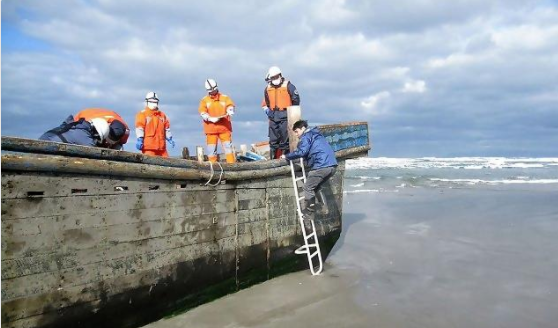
205;161;224;186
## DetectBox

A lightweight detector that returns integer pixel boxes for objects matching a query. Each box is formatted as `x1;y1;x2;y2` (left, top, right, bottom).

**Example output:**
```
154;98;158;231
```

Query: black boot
302;198;316;218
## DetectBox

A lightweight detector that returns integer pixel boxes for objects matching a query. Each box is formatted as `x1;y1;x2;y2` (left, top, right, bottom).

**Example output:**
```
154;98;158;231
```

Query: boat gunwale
1;122;370;178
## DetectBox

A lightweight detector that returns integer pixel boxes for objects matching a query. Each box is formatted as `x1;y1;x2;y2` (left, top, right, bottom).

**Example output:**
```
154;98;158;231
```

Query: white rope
205;161;224;186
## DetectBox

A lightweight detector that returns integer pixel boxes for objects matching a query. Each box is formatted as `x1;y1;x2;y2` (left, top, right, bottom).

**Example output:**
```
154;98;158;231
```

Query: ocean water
330;157;558;328
344;157;558;193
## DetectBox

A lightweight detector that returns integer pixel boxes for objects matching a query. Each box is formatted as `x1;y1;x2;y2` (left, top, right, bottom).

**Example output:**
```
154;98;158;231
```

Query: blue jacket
285;127;338;170
39;115;98;147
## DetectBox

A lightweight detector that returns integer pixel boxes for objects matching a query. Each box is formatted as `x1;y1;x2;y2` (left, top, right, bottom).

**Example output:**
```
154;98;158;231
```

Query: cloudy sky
2;0;558;157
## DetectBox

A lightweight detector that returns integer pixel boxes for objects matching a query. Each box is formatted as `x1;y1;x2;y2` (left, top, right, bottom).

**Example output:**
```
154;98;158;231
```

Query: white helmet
266;66;282;80
145;91;159;102
205;79;218;92
90;118;110;142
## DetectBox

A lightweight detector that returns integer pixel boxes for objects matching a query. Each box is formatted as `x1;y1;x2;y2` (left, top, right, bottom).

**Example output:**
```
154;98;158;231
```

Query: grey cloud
2;0;558;157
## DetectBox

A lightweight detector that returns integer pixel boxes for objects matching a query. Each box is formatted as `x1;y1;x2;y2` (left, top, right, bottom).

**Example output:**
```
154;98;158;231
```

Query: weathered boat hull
1;122;369;328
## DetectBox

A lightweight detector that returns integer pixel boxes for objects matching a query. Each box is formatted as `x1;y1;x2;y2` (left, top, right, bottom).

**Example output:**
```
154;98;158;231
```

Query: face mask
271;78;282;86
147;102;158;110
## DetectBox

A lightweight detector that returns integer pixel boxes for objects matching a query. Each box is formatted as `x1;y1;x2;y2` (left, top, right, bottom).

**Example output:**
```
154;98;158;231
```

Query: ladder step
298;196;305;201
295;244;318;255
305;232;316;240
310;250;320;258
295;176;305;182
295;245;309;254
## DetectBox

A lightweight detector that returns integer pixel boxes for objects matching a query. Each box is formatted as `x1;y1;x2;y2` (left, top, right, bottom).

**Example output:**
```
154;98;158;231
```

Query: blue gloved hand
166;137;175;148
136;137;144;150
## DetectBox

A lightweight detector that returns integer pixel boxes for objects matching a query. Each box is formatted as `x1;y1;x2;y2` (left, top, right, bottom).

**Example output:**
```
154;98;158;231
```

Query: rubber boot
208;155;218;163
225;153;236;164
269;148;276;160
302;198;316;218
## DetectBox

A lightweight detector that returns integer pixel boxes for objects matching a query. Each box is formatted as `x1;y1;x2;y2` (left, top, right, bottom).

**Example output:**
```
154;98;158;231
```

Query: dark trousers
268;119;289;158
267;109;289;159
303;166;336;201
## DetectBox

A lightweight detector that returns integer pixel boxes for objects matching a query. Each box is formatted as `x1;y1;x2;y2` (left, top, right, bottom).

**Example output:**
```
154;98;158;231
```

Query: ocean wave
344;189;380;194
344;189;400;194
346;157;558;170
429;178;558;185
345;175;382;181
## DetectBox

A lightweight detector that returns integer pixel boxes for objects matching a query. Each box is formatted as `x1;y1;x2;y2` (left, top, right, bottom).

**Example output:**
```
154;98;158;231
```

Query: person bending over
40;115;126;149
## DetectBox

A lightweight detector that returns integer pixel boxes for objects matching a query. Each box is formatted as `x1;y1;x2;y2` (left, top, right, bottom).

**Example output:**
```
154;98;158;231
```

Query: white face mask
147;102;159;110
271;78;282;86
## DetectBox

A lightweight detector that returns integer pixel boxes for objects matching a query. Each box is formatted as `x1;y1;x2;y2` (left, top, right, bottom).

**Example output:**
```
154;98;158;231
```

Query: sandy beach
143;186;558;328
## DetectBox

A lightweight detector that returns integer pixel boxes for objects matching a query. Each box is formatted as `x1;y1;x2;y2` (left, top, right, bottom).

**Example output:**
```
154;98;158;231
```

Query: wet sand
143;186;558;328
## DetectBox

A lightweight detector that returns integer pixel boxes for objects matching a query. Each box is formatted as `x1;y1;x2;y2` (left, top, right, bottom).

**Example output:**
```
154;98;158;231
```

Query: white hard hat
266;66;282;80
205;79;218;92
90;118;110;142
145;91;159;102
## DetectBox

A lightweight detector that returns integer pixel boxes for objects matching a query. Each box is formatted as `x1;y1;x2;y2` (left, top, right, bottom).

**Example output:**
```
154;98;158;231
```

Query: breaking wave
346;157;558;170
429;178;558;185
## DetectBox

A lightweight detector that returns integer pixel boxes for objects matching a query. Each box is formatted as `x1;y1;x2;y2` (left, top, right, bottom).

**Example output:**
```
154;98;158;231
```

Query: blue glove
136;137;144;150
166;137;175;148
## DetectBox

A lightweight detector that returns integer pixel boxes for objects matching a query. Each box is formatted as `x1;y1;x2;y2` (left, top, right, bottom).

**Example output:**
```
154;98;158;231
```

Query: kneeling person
282;120;338;219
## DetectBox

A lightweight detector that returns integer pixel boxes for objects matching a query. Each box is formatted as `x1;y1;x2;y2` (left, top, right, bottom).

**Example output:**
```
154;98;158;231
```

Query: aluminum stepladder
289;157;323;275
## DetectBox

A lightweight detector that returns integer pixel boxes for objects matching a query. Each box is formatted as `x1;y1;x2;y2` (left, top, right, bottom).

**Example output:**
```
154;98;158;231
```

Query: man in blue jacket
282;120;338;219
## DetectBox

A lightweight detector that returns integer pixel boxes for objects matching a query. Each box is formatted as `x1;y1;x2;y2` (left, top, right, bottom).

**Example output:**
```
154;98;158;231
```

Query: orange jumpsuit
135;107;171;157
198;93;236;163
74;108;130;147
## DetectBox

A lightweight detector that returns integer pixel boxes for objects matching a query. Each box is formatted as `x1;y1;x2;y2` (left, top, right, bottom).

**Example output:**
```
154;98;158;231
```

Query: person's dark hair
292;120;308;131
108;120;127;141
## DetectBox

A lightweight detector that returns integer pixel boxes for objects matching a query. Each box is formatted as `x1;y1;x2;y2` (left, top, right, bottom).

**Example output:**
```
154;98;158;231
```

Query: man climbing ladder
283;120;338;275
282;120;338;223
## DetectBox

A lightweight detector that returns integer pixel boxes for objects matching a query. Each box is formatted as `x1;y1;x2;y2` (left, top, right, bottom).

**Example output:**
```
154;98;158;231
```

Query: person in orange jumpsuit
74;108;130;149
198;79;236;163
135;92;175;157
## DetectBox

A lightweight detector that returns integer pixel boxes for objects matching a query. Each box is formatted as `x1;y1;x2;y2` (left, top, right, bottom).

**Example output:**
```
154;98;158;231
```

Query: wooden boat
1;122;370;328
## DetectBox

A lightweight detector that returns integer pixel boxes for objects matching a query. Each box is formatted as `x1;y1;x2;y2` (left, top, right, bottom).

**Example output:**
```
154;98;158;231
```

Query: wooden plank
2;217;242;281
237;208;266;224
2;233;239;302
2;236;240;324
1;201;243;241
1;189;237;220
1;173;240;199
1;206;238;261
